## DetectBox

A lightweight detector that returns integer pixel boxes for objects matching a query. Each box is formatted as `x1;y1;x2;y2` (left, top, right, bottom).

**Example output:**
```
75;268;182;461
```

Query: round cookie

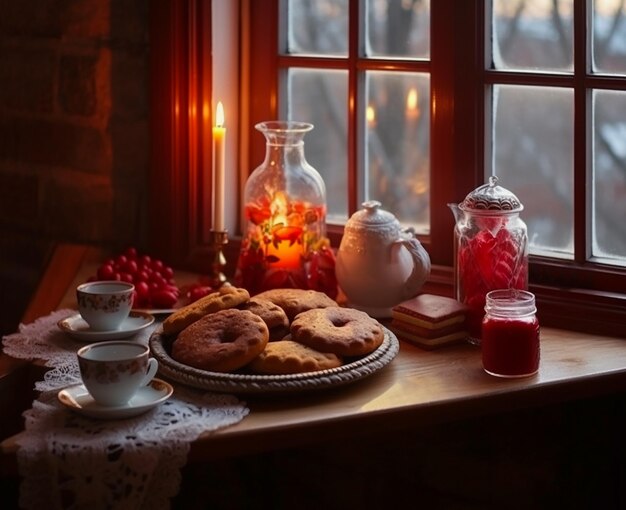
171;308;268;373
254;288;336;322
238;297;290;341
248;340;342;375
163;285;250;335
291;306;384;357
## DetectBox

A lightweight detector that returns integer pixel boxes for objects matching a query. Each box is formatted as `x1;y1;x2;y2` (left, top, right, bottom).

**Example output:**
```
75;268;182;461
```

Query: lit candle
265;192;304;269
366;104;376;128
406;87;419;120
212;101;226;231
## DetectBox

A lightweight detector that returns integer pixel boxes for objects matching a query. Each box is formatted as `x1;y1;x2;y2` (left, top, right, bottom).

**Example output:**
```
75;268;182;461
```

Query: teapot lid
460;176;523;212
348;200;397;228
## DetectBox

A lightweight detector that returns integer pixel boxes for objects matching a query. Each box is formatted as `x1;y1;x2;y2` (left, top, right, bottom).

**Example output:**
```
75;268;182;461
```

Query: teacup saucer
58;378;174;420
58;311;155;342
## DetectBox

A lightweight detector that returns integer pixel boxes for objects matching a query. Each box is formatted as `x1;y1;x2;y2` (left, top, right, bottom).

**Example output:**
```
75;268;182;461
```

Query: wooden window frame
149;0;214;269
149;0;626;336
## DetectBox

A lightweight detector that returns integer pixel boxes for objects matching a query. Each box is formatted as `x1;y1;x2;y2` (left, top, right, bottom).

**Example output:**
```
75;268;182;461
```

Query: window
150;0;626;335
244;0;626;334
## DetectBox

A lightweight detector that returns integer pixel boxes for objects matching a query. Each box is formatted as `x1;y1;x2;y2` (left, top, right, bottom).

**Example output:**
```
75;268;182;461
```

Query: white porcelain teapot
336;201;431;318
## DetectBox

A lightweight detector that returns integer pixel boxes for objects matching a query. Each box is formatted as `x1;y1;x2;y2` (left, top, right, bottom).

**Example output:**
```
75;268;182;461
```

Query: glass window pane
492;0;573;72
592;90;626;265
282;68;349;223
283;0;348;56
364;0;430;59
364;71;430;232
592;0;626;75
492;85;574;258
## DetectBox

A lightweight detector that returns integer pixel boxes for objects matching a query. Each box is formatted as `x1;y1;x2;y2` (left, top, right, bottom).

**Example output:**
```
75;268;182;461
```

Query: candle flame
216;101;225;127
366;105;376;125
407;88;418;114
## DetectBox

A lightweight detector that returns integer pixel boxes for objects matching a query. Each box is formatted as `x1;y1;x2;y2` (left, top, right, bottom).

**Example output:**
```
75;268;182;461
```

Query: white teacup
76;281;134;331
77;341;158;407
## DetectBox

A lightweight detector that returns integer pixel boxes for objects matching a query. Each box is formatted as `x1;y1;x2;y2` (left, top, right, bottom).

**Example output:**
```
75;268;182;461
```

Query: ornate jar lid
459;176;523;213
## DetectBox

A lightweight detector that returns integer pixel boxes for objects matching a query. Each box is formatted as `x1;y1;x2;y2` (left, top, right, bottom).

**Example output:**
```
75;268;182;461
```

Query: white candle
212;101;225;231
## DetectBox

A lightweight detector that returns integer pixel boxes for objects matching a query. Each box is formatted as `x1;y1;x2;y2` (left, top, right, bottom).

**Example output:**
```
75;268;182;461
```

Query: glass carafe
449;176;528;344
234;121;336;297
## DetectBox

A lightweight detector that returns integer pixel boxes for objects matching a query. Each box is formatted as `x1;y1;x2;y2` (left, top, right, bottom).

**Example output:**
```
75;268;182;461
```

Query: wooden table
3;244;626;465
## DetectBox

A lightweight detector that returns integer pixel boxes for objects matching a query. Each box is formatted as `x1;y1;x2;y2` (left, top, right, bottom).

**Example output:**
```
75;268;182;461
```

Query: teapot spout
448;202;463;223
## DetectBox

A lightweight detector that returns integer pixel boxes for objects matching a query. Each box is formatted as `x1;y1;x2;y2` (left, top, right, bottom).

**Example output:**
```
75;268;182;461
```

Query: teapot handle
393;231;431;299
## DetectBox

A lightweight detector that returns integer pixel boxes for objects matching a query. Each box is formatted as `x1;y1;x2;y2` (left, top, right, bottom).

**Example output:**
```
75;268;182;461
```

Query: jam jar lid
459;176;523;213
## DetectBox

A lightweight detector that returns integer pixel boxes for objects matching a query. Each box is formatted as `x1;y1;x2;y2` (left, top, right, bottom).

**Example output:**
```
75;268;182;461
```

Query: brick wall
0;0;150;335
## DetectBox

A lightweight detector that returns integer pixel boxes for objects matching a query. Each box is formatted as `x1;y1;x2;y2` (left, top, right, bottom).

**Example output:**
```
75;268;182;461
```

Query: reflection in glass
492;85;573;258
284;0;348;56
592;0;626;74
492;0;573;72
364;71;430;233
283;68;349;223
592;90;626;264
364;0;430;59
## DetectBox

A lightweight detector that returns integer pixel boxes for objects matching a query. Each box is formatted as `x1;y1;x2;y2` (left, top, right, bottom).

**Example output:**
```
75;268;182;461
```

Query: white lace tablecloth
2;309;250;510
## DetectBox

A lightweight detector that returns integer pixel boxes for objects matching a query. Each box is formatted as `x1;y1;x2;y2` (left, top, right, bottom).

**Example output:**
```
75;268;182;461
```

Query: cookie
390;294;468;350
248;340;342;375
254;288;336;322
171;308;268;373
391;294;468;330
238;297;290;341
162;285;250;335
291;306;384;357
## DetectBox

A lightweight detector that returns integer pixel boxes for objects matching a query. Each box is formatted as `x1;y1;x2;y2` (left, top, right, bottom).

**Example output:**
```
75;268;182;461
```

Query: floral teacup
76;281;134;331
77;341;158;407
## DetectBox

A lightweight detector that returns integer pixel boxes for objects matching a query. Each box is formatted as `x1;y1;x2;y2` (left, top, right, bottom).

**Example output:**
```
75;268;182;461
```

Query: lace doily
2;310;250;510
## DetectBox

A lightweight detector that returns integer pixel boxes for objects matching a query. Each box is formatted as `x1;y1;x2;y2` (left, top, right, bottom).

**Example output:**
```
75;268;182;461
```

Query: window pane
283;0;348;56
492;0;573;72
364;71;430;232
592;0;626;74
492;85;574;258
282;68;349;223
592;90;626;265
364;0;430;59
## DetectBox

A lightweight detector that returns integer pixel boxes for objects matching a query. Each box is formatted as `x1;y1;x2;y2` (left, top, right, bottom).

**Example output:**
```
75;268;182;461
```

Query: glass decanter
234;121;336;297
449;176;528;344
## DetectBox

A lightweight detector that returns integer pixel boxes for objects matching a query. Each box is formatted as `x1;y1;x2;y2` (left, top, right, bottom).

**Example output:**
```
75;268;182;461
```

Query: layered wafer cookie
391;293;468;349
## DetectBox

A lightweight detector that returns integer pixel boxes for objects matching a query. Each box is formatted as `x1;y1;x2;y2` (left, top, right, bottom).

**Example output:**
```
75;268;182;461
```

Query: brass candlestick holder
206;229;228;288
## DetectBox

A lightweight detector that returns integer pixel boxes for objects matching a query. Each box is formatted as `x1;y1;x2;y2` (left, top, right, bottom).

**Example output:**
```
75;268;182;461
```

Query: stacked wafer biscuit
390;293;468;349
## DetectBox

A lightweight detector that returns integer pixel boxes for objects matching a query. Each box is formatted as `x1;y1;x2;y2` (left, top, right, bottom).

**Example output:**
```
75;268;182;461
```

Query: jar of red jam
482;289;539;378
449;176;528;345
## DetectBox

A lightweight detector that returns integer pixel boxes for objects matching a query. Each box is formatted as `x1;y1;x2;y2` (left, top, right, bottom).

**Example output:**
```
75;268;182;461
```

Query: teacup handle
141;358;159;387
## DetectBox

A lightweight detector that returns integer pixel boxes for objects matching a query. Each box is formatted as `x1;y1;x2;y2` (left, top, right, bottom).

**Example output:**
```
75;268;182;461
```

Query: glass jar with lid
482;289;540;378
448;176;528;344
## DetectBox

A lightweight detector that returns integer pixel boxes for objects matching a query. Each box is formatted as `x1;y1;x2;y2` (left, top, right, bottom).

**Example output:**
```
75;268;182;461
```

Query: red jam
482;316;540;377
459;227;528;340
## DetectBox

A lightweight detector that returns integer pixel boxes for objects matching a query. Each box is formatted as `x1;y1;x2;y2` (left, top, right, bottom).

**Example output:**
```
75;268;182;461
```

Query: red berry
162;266;174;280
151;290;178;308
152;259;164;272
135;270;150;283
119;272;134;284
97;264;115;280
123;259;138;275
124;247;138;259
189;286;212;302
135;281;150;298
115;255;128;268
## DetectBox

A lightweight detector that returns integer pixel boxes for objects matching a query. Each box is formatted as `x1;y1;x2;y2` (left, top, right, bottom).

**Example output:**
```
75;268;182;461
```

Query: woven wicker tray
149;326;399;395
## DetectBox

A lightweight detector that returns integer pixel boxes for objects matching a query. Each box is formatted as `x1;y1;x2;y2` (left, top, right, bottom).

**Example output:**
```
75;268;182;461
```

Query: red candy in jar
449;176;528;345
481;289;540;378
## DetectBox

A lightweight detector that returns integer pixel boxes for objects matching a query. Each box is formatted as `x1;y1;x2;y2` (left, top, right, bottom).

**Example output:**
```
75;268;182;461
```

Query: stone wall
0;0;150;335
